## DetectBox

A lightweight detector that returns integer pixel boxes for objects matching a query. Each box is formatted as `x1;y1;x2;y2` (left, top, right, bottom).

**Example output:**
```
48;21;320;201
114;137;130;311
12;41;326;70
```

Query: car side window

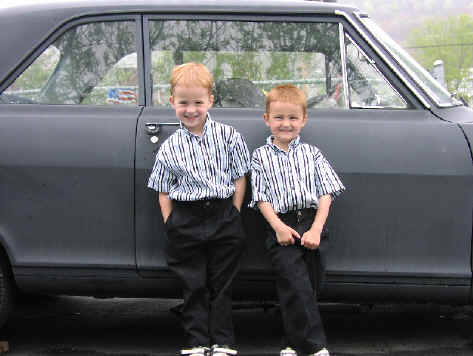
1;21;137;105
149;20;346;109
344;33;407;109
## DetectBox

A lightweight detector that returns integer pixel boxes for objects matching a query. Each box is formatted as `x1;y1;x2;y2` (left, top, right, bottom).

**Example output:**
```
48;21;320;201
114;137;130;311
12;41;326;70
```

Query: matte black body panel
431;105;473;124
135;108;179;272
0;105;139;268
459;122;473;159
13;266;470;304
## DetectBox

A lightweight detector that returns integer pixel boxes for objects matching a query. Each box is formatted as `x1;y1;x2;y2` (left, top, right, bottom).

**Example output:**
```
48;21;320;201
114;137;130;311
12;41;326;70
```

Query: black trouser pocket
265;209;329;293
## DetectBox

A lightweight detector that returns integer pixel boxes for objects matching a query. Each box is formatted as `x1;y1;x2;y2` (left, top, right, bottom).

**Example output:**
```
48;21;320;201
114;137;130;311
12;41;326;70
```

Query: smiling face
264;100;307;151
170;85;214;136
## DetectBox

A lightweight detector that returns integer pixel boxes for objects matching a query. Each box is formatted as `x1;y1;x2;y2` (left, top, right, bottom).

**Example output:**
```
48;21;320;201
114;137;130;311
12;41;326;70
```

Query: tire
0;254;14;329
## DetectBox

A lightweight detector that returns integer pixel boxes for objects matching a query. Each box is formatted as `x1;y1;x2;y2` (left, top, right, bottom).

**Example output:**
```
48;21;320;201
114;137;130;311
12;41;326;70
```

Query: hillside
340;0;473;44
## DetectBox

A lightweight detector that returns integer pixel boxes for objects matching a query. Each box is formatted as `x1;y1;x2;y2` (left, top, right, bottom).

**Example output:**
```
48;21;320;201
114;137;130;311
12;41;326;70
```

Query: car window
360;17;459;107
1;21;137;105
344;33;407;109
149;20;346;109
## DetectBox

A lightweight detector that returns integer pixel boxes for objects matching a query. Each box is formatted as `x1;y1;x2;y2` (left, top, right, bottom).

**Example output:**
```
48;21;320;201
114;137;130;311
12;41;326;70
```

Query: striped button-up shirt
147;115;250;201
250;136;345;213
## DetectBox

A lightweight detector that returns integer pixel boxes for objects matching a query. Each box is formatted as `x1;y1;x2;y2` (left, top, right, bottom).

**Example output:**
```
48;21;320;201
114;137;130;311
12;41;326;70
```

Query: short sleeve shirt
148;115;250;201
250;136;345;213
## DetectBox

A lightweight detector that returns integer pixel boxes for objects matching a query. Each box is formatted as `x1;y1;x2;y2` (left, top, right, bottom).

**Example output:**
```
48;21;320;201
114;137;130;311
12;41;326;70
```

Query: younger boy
250;85;345;356
148;62;250;356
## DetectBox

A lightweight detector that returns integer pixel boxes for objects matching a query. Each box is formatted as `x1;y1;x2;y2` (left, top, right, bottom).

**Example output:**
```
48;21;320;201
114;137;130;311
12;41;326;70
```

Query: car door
0;17;143;273
135;13;473;302
324;23;473;302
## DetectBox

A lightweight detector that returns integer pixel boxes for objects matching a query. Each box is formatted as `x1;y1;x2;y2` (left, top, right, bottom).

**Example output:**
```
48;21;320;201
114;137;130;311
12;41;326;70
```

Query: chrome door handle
144;122;179;135
145;123;159;135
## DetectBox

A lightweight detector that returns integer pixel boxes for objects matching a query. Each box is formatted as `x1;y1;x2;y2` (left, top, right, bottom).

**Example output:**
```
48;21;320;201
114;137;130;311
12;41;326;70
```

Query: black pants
265;208;328;355
165;197;246;348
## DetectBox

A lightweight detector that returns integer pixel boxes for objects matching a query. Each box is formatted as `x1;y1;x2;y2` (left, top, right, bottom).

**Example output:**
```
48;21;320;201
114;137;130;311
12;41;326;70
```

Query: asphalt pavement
2;296;473;355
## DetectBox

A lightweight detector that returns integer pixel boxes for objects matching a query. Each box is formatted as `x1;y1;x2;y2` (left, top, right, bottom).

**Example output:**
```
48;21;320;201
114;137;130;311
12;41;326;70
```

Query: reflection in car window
345;34;407;109
149;20;346;109
1;21;137;105
360;17;459;107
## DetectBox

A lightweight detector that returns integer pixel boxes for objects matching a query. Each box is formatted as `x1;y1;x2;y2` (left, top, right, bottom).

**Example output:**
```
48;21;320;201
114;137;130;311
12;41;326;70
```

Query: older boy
250;85;345;356
148;62;250;356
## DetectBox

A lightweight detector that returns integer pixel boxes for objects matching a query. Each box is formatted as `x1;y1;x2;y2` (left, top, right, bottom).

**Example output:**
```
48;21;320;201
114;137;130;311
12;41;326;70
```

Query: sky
337;0;473;42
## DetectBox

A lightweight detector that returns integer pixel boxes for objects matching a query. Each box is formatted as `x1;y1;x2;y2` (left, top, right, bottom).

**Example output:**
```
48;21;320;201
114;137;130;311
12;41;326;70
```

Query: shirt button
205;201;211;207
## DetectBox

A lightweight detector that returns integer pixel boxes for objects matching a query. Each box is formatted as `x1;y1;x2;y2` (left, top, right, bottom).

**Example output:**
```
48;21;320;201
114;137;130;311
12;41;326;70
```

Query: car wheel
0;255;14;328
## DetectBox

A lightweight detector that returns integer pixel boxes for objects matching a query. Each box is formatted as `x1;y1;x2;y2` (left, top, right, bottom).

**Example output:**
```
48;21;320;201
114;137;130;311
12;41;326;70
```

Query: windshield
359;16;460;107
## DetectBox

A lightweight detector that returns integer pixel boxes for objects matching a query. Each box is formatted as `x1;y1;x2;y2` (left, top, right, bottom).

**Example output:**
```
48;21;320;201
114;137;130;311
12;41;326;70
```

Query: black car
0;0;472;328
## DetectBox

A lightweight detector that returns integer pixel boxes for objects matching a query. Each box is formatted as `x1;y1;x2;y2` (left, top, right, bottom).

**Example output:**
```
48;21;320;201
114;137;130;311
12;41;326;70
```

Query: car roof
0;0;358;85
0;0;357;13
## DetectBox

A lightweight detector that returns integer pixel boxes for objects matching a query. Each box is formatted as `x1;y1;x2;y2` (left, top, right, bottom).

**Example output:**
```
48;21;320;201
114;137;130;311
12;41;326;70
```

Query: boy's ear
302;114;308;126
263;113;270;127
169;95;175;107
208;94;214;108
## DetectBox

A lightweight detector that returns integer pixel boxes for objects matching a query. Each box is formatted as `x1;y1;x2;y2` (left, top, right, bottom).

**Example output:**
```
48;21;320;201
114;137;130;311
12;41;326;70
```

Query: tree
407;14;473;96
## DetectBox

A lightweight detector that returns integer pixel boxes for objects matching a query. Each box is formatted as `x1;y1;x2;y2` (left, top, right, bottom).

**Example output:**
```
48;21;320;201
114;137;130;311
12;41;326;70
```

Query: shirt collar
266;135;301;153
179;113;213;138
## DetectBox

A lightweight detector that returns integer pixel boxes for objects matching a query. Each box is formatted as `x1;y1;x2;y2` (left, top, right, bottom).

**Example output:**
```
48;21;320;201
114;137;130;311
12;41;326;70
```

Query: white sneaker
210;345;238;356
309;347;330;356
181;346;209;356
280;346;297;356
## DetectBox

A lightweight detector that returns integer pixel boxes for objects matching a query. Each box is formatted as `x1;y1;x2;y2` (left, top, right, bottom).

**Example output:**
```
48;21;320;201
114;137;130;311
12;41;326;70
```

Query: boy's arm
233;175;246;212
229;131;250;211
158;192;173;223
257;201;300;246
301;194;332;249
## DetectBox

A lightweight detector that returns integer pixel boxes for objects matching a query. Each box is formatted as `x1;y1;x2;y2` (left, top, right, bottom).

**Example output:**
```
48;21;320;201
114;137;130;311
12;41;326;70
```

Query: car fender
458;122;473;162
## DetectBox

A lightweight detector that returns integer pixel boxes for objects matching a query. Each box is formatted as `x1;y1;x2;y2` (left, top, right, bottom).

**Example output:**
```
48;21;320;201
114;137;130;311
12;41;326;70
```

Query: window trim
344;32;408;109
339;23;350;108
143;13;344;108
143;13;416;111
335;9;431;109
1;15;144;106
